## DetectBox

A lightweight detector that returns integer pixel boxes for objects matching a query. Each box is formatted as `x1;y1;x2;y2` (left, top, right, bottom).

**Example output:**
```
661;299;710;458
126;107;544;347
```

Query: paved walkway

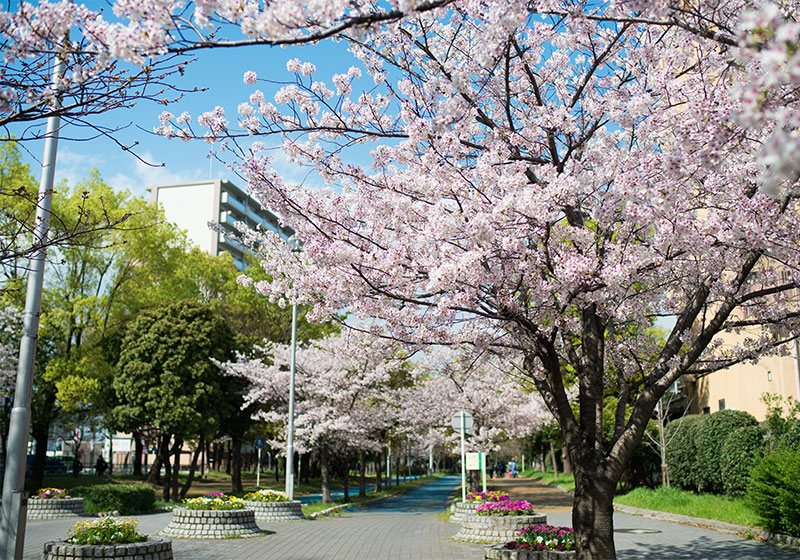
20;476;800;559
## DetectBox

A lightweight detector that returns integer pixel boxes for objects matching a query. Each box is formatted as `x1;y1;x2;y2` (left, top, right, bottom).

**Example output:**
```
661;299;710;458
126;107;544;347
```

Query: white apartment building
147;179;293;269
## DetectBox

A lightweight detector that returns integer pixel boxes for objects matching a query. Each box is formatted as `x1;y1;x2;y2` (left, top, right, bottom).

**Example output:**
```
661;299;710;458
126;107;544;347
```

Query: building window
718;399;726;411
703;407;710;415
767;371;773;382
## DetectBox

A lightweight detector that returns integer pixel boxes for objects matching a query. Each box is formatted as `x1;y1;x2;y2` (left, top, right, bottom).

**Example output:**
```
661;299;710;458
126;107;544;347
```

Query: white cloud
108;151;206;197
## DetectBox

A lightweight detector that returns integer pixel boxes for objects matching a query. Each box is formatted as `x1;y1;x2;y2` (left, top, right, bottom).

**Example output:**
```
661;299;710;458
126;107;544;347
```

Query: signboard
254;438;267;449
466;452;482;470
451;411;474;433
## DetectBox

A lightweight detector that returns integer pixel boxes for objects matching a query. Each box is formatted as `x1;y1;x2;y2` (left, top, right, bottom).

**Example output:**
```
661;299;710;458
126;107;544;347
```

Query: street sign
254;438;267;449
466;452;482;470
451;411;474;433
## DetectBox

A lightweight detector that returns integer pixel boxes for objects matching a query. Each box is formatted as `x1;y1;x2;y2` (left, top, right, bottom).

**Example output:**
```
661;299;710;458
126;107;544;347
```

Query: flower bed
476;500;537;516
181;492;245;510
28;488;85;519
242;489;305;522
43;518;173;560
484;524;576;559
453;501;547;543
452;491;511;522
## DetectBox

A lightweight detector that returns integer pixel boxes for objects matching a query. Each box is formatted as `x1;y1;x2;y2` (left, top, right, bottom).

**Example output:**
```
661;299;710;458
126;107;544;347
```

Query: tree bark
231;435;243;494
358;450;367;498
342;453;350;502
132;432;143;476
561;443;573;475
162;438;171;502
29;386;57;489
375;451;383;492
170;438;183;502
147;434;167;486
320;443;332;503
572;468;617;560
549;439;559;478
179;441;204;500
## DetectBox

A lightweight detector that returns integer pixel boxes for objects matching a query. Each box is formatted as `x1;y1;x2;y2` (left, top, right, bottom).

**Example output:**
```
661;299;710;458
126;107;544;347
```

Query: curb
524;477;800;550
611;502;800;548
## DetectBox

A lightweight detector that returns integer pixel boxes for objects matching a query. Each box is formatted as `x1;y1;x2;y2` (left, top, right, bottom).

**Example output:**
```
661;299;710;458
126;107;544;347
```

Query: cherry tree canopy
221;331;402;454
162;3;800;558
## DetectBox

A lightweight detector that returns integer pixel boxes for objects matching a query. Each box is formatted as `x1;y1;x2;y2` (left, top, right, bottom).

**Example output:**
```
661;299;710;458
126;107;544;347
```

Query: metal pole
387;446;391;487
481;453;487;492
0;58;62;560
256;448;261;488
460;411;466;503
428;447;433;476
284;300;298;499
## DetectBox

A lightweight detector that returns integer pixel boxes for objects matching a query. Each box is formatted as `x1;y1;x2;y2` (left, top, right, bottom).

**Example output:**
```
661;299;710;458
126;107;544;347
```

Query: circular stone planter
484;543;576;559
27;497;85;519
242;500;305;522
450;501;480;523
43;537;173;560
453;513;548;543
159;507;263;539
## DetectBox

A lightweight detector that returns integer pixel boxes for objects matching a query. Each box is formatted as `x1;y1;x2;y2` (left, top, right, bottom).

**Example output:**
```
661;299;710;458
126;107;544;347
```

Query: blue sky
12;35;356;199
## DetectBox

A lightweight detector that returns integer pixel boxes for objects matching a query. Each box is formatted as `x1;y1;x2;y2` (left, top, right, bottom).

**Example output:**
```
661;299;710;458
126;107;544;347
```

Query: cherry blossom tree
221;331;402;502
159;4;800;557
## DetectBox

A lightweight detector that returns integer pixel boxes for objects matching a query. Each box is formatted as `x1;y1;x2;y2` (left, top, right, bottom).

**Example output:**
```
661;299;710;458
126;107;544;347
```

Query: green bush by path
694;409;758;494
747;448;800;536
665;414;707;491
70;484;155;515
720;424;767;496
615;486;760;528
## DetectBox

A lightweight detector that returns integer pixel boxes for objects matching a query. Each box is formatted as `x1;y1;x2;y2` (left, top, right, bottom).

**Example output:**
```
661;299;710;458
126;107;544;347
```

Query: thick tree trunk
572;469;617;560
29;387;57;489
231;435;243;494
132;432;143;476
170;438;183;502
375;451;383;492
359;450;367;498
179;441;203;500
320;443;332;503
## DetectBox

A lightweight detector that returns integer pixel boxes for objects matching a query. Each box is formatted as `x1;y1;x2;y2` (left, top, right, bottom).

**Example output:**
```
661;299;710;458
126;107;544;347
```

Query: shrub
694;410;758;493
747;448;800;536
70;484;155;515
67;518;148;545
777;421;800;450
665;415;708;491
720;425;767;496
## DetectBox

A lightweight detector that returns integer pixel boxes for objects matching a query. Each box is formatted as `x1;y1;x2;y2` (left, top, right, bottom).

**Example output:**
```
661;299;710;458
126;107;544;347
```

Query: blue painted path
296;474;422;504
350;474;460;513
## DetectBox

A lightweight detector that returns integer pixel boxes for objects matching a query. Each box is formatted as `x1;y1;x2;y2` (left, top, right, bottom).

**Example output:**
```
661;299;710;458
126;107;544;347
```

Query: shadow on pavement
618;538;800;560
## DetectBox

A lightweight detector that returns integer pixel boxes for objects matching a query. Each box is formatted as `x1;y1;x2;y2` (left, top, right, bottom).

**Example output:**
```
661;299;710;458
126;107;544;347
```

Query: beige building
684;342;800;421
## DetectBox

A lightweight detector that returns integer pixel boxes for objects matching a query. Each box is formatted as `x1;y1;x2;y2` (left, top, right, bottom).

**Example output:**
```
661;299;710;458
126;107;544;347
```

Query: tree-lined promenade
3;1;800;559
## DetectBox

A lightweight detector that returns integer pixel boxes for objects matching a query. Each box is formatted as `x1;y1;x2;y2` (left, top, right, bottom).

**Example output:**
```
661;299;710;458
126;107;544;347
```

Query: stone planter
450;501;479;523
28;497;85;519
43;537;173;559
484;543;576;559
453;513;548;543
242;500;305;522
159;507;263;539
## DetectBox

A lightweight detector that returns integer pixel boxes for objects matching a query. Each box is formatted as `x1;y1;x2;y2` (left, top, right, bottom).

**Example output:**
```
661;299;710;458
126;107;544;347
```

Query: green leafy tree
114;301;237;501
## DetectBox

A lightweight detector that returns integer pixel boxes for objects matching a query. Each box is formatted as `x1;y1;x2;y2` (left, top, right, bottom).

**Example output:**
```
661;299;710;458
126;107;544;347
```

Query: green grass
520;468;576;492
614;486;761;528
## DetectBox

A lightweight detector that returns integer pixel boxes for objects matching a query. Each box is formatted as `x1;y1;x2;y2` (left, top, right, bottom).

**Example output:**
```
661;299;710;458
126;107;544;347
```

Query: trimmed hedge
720;425;766;496
694;410;758;493
665;414;708;491
748;448;800;536
70;484;155;515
